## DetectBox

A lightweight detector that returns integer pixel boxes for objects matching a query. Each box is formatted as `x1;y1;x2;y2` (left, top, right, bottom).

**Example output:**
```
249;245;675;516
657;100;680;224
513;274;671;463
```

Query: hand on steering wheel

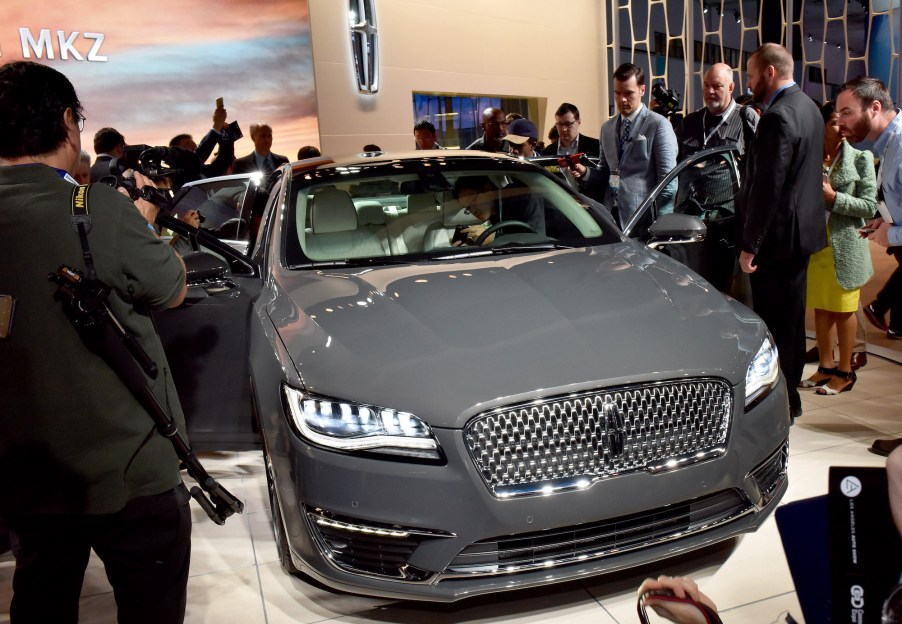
473;220;537;246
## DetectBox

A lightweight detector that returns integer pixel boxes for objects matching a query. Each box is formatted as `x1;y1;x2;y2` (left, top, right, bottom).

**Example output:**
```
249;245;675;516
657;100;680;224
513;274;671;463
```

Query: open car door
153;175;271;450
623;145;743;294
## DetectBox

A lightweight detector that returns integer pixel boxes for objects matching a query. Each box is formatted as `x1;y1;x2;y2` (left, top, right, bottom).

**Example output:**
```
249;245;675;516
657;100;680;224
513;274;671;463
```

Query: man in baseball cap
506;118;540;158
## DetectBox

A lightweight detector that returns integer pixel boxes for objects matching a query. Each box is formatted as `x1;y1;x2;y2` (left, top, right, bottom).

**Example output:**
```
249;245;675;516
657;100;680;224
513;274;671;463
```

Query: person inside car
451;174;546;246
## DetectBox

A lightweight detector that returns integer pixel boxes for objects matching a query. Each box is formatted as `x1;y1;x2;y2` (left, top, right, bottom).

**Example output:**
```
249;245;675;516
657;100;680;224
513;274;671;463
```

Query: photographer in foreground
0;61;190;623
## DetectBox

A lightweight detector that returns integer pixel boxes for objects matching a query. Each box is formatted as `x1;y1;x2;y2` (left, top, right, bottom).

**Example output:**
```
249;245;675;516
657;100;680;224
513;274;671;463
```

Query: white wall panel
308;0;605;155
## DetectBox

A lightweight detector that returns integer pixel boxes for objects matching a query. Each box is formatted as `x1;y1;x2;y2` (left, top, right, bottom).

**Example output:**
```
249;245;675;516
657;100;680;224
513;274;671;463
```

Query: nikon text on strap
70;184;97;281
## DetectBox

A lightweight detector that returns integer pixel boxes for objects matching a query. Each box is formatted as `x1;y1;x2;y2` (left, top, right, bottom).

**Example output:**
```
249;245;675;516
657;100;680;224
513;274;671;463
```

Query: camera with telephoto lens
48;265;111;330
99;145;203;212
652;81;681;116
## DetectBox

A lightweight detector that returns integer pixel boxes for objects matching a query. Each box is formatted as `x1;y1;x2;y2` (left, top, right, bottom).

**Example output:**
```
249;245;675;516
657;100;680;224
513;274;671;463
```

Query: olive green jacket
826;140;876;290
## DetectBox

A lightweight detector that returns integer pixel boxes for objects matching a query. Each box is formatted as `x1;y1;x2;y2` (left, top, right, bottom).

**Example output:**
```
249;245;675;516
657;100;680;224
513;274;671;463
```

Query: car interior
286;169;612;264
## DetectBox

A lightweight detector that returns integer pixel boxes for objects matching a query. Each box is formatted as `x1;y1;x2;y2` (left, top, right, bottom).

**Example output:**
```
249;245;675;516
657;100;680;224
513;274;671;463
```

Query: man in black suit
232;122;288;177
738;43;827;420
542;103;600;158
89;127;125;182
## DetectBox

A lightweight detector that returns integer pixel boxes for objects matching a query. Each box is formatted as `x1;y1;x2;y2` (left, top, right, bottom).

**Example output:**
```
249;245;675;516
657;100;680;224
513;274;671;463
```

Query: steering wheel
473;220;537;246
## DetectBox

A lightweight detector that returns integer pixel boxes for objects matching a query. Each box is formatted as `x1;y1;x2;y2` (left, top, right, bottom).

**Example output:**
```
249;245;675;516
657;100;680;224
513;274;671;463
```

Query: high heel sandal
816;369;857;395
799;366;837;388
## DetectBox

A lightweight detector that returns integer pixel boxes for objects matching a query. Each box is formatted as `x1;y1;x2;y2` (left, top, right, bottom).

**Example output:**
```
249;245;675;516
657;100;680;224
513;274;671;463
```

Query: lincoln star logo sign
601;397;625;458
349;0;379;94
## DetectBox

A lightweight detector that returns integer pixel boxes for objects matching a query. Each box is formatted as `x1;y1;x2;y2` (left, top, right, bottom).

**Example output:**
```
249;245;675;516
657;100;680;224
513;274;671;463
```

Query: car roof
290;150;523;174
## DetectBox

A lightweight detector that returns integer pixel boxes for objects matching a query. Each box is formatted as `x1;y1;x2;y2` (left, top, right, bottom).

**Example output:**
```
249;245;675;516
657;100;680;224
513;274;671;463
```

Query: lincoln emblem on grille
349;0;379;94
601;398;625;458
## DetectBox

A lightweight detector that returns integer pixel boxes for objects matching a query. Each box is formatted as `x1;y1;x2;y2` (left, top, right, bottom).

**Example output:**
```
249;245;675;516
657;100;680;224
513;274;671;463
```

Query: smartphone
451;224;469;245
215;97;224;109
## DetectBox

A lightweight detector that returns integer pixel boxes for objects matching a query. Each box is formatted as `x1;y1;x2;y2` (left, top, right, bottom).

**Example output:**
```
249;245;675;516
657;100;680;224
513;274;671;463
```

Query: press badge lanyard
701;100;736;148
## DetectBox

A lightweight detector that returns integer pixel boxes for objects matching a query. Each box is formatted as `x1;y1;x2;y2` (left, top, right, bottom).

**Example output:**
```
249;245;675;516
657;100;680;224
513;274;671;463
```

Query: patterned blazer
589;105;678;226
826;140;876;290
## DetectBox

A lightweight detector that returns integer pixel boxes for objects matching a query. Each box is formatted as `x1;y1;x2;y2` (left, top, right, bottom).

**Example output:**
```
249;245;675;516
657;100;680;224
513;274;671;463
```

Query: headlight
282;385;442;460
745;334;780;407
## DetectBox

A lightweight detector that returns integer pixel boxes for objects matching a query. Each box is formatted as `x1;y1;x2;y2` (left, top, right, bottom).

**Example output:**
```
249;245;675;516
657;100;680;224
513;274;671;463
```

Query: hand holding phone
451;224;469;246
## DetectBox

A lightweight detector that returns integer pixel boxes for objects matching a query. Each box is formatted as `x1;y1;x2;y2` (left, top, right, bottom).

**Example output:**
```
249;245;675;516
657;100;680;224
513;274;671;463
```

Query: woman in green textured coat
801;101;876;394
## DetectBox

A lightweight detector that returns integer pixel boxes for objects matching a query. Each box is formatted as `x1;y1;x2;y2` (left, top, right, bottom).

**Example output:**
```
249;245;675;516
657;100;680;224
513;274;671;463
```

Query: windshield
285;158;619;266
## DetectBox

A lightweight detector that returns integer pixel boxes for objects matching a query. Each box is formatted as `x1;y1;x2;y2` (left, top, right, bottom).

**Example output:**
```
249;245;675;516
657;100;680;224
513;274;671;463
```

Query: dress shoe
869;437;902;457
850;352;867;370
864;303;889;331
805;346;820;363
888;328;902;340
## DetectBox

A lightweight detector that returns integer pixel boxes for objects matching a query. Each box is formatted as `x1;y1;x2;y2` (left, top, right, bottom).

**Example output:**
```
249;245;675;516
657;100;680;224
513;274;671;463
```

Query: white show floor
2;353;900;623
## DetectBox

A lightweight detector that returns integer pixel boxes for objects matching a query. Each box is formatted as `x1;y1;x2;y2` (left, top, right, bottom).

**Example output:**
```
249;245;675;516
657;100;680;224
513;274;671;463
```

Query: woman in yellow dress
800;101;876;394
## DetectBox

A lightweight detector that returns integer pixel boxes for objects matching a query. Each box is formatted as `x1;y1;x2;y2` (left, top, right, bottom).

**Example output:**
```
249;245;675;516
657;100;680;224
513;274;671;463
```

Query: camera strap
55;184;245;524
69;184;98;281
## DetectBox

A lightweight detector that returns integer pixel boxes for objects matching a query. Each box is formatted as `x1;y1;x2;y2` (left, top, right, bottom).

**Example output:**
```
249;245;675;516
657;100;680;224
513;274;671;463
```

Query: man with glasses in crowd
542;102;600;158
466;107;507;153
0;60;191;623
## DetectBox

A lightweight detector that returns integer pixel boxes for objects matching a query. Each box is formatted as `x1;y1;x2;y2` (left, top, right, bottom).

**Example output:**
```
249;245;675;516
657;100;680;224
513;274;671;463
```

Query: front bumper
269;380;790;601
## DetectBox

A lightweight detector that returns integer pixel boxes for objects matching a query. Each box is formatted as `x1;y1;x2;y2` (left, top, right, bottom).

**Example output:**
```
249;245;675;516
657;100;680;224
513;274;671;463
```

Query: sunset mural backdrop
1;0;319;162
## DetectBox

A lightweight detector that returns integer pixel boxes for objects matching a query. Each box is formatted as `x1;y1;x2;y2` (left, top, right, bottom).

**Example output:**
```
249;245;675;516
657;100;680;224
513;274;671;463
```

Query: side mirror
181;251;236;303
182;251;230;283
647;213;707;249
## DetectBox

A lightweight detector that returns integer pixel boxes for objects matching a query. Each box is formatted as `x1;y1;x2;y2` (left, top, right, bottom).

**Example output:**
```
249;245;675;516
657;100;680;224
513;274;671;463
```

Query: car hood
266;243;767;428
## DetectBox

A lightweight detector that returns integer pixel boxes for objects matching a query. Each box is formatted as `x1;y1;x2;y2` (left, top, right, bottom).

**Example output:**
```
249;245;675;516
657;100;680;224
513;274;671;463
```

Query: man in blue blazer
574;63;677;226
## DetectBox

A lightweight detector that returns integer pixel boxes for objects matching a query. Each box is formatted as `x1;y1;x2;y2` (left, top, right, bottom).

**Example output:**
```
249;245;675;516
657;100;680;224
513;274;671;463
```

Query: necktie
261;157;274;176
618;118;632;160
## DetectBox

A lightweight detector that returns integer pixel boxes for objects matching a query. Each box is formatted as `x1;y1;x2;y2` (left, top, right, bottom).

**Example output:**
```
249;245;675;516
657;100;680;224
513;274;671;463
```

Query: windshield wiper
490;242;575;254
289;257;412;269
429;249;494;261
427;242;574;261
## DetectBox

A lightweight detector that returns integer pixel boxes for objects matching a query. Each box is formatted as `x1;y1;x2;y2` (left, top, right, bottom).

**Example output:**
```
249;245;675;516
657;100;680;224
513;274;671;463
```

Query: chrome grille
464;379;732;497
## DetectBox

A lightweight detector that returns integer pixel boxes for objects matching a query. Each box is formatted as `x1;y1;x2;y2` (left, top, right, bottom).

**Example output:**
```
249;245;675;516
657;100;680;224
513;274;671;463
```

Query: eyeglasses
555;120;579;129
73;111;86;132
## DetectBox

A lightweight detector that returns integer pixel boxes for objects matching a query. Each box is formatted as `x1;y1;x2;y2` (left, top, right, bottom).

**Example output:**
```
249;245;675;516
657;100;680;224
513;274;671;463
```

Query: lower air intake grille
446;489;750;577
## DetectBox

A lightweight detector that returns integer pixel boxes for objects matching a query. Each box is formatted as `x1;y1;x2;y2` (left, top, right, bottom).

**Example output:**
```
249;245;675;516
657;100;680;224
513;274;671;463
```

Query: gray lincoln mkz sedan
156;151;789;601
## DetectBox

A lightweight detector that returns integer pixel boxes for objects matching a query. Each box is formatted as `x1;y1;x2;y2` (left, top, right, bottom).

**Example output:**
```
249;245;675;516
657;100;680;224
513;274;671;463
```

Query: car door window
672;151;740;224
624;147;741;242
172;178;254;247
